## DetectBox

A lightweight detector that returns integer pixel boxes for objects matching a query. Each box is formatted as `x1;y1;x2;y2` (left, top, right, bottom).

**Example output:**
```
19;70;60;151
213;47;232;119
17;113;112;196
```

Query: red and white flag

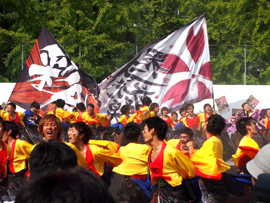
99;14;213;123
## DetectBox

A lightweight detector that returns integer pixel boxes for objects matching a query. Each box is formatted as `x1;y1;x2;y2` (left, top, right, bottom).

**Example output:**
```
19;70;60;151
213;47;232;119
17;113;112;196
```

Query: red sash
85;144;100;176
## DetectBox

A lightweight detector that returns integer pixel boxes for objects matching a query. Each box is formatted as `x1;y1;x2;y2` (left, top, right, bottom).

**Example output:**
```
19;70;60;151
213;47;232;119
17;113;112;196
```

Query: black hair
236;117;255;136
185;103;194;111
16;167;115;203
179;127;193;138
171;111;178;117
142;96;152;106
29;140;77;182
76;102;86;112
136;104;142;111
7;102;16;110
161;107;168;113
0;117;6;132
203;103;211;111
87;103;95;109
206;114;226;136
179;108;185;114
69;122;93;144
120;105;130;115
30;101;40;109
56;99;65;108
5;121;18;139
72;107;77;112
143;117;168;141
123;122;141;142
149;103;159;111
242;102;250;109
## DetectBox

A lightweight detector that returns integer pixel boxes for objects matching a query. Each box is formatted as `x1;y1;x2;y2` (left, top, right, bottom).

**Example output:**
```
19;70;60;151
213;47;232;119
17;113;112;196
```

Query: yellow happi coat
148;141;195;187
85;143;122;176
232;136;260;169
73;112;98;125
55;108;74;123
113;143;151;176
190;135;230;180
2;111;26;127
9;139;33;174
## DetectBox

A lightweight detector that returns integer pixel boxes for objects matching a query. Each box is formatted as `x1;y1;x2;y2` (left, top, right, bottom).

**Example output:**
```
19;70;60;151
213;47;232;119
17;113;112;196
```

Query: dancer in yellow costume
68;122;122;177
187;114;230;203
3;121;33;200
37;114;86;168
113;122;151;203
232;117;260;173
2;103;25;127
143;117;196;203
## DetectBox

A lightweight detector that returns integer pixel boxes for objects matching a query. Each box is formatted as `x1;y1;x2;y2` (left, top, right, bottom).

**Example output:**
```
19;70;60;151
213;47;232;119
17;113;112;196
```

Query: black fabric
115;178;150;203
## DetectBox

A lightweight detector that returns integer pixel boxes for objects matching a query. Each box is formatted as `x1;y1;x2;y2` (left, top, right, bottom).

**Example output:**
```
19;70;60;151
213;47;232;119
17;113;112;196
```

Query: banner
99;14;213;123
9;26;100;114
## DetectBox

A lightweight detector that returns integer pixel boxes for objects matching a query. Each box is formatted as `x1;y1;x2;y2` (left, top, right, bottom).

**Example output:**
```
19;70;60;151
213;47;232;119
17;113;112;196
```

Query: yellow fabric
73;112;97;125
127;113;139;123
55;108;74;123
190;136;230;179
89;140;120;153
198;112;206;128
47;111;55;115
150;143;196;187
113;143;151;176
3;142;11;178
118;115;128;125
0;110;6;118
2;111;26;127
64;141;87;168
150;111;156;117
167;139;180;149
264;117;270;129
88;144;122;176
232;136;260;169
11;139;34;173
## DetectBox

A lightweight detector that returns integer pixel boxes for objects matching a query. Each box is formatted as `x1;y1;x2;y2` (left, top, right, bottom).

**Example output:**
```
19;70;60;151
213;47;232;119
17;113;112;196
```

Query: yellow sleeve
17;140;34;158
95;113;110;127
64;142;87;168
119;115;127;125
94;147;122;167
172;149;196;179
190;140;230;179
1;111;9;121
127;113;137;123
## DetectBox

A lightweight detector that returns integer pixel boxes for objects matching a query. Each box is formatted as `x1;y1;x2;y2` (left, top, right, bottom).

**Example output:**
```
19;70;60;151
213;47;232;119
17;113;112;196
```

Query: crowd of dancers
0;96;269;203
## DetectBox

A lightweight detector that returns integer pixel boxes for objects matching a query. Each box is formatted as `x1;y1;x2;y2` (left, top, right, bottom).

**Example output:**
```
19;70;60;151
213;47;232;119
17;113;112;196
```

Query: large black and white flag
9;26;100;114
99;14;213;123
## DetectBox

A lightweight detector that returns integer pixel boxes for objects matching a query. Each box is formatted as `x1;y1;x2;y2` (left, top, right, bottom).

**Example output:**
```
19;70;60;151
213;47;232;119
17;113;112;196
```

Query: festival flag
99;14;213;123
9;26;100;114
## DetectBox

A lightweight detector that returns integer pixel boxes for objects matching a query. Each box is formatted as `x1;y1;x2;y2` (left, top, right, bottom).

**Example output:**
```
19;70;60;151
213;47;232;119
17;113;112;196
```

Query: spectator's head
16;167;115;203
149;103;159;114
6;102;16;115
242;102;251;112
236;117;257;137
179;127;193;144
3;121;19;143
185;103;194;114
142;96;152;106
247;143;270;186
266;109;270;117
203;114;226;136
142;117;168;142
161;107;168;116
179;108;186;117
171;111;178;121
124;122;141;143
51;101;56;111
72;107;77;113
76;102;86;112
30;101;40;115
68;122;93;145
203;103;212;113
56;99;65;109
38;114;62;141
29;140;77;181
136;104;142;111
120;104;130;115
87;103;95;114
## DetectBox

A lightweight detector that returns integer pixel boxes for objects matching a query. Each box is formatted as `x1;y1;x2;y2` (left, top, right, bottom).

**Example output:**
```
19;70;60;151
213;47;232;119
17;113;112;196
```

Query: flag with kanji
99;14;213;123
9;26;100;114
